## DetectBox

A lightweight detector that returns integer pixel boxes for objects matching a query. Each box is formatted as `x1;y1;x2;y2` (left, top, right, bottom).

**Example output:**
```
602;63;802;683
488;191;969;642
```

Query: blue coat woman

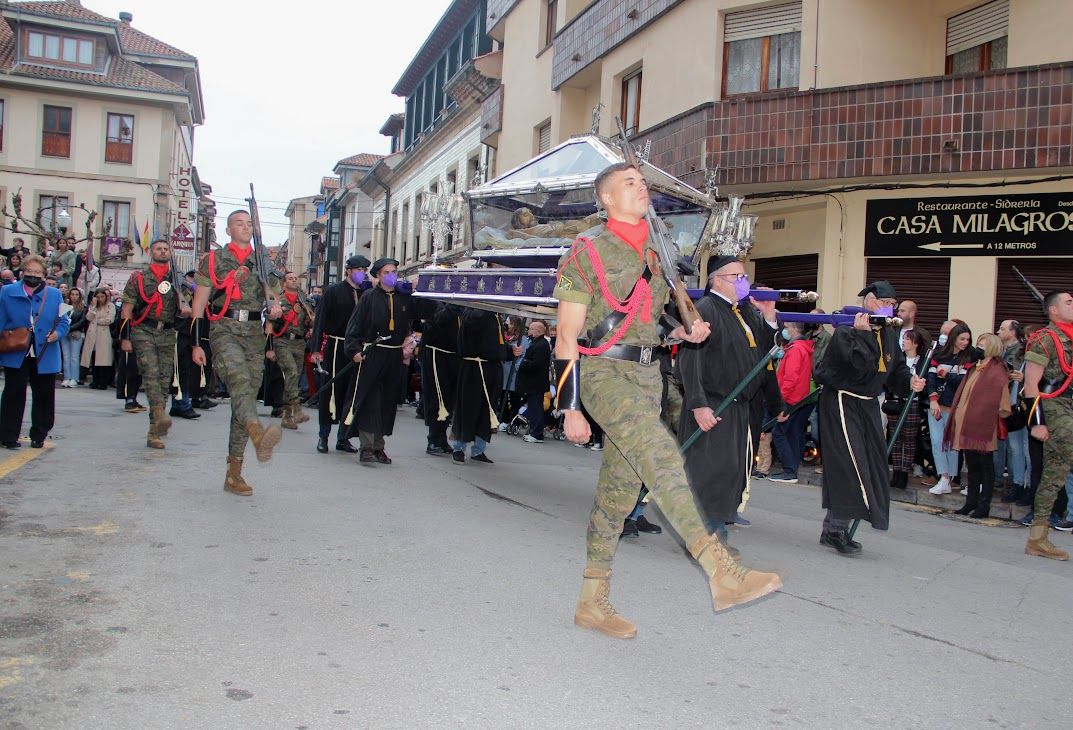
0;271;70;448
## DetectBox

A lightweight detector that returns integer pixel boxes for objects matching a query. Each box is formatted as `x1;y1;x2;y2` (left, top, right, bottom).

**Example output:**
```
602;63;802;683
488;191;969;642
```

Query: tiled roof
0;1;192;95
321;176;340;191
335;153;384;168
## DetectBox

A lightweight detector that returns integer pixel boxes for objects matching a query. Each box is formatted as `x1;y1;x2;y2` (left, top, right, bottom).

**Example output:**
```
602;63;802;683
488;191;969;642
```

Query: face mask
350;270;365;285
382;272;398;288
938;334;948;347
875;306;894;317
733;277;751;302
22;275;43;289
781;328;792;341
188;281;197;292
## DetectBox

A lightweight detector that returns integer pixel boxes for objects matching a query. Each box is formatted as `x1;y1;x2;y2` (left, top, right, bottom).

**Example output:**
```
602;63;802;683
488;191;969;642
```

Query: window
723;2;802;96
0;99;4;151
25;30;94;68
102;201;131;238
536;121;552;154
543;1;558;48
105;113;134;164
41;105;72;158
38;195;69;232
620;70;642;136
946;0;1008;74
446;170;457;250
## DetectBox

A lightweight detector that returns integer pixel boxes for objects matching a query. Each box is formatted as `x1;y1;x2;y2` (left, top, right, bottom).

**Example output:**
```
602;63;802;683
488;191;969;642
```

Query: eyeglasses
716;273;749;281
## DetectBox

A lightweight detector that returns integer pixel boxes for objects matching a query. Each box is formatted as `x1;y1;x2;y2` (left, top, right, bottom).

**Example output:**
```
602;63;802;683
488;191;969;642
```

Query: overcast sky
90;0;451;243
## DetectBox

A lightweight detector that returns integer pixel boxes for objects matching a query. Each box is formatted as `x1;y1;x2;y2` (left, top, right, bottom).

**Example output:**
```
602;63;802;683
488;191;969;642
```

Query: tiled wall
636;64;1073;187
551;0;683;90
487;0;522;34
481;83;504;145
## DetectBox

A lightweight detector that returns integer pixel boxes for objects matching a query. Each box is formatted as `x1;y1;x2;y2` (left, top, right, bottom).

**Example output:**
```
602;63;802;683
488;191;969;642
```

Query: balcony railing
636;63;1073;187
41;132;70;158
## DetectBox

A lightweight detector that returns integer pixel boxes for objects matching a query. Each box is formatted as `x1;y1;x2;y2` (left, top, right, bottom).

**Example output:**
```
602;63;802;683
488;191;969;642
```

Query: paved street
1;387;1071;729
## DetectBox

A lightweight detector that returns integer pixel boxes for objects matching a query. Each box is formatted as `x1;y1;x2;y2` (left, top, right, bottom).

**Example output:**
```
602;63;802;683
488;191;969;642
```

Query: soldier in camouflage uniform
192;210;283;496
1022;290;1073;561
553;162;782;639
119;239;188;449
266;271;313;430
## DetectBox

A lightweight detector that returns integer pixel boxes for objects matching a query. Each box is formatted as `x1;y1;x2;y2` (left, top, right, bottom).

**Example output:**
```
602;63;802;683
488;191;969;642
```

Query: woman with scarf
944;333;1012;518
926;323;977;495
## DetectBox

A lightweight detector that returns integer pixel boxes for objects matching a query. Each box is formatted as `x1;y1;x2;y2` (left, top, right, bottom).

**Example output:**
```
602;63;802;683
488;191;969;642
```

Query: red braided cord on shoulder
130;272;161;326
576;243;652;357
204;250;237;322
1026;327;1073;399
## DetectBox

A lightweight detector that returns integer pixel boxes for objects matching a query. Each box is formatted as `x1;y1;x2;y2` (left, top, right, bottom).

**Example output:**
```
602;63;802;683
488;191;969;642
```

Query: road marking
0;442;53;481
66;570;91;582
75;522;118;536
0;656;34;689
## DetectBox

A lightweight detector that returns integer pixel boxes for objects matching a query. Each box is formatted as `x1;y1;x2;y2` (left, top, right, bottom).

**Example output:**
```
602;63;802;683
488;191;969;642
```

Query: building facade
486;0;1073;335
320;153;381;287
0;1;208;278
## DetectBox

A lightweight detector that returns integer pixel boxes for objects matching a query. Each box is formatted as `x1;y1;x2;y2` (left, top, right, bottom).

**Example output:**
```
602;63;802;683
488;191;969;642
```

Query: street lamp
56;207;72;232
420;183;465;266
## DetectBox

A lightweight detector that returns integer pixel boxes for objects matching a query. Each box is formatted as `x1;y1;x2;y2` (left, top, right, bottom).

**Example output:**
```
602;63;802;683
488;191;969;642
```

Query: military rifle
1012;265;1045;305
614;117;702;334
246;183;279;309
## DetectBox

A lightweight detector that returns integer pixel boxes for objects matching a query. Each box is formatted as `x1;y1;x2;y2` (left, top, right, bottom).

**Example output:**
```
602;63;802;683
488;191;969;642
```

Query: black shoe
373;449;392;465
316;437;329;454
426;443;447;456
970;505;991;519
270;407;285;417
471;453;494;464
30;439;44;448
194;398;219;410
335;440;359;453
621;519;640;538
124;401;146;413
953;503;977;516
359;447;376;464
635;515;662;534
1;441;21;449
169;408;201;419
820;530;862;555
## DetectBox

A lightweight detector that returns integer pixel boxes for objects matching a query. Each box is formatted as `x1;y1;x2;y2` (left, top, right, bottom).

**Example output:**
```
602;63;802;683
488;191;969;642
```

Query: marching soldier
191;210;283;496
267;271;314;430
553;162;781;639
119;239;187;448
1022;289;1073;561
310;255;370;454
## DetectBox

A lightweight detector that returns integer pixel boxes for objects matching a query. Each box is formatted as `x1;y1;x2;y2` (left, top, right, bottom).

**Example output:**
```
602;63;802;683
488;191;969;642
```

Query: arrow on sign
917;242;985;252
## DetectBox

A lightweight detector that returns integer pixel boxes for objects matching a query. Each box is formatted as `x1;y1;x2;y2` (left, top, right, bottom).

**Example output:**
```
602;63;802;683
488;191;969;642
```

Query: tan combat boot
245;420;282;462
224;456;253;496
292;403;310;424
573;568;637;639
146;422;165;450
1025;522;1069;561
151;406;172;438
280;405;299;430
690;534;782;611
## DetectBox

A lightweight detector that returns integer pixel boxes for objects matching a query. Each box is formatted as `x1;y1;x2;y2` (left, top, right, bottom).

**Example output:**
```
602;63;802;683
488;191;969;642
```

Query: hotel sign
864;193;1073;257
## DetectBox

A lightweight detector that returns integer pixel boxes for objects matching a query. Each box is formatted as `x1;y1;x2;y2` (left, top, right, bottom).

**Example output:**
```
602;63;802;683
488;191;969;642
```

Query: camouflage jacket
552;224;669;348
194;244;278;313
121;265;179;324
271;291;313;337
1025;324;1073;393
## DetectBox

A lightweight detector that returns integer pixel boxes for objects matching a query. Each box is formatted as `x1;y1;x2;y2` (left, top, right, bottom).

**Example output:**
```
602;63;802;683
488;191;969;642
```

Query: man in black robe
419;302;462;456
813;280;925;555
450;308;513;464
677;256;784;549
310;255;369;454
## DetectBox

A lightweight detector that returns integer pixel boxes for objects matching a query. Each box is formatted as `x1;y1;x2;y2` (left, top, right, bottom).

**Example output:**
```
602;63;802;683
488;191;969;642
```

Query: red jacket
777;338;815;405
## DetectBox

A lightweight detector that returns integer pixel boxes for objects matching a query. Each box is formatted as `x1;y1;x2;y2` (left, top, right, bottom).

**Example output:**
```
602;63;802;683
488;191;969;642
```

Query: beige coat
81;303;115;367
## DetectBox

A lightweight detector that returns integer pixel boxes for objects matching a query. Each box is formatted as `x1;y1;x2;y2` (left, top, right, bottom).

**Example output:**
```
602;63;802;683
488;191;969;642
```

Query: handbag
882;396;906;416
0;293;48;355
1003;364;1028;432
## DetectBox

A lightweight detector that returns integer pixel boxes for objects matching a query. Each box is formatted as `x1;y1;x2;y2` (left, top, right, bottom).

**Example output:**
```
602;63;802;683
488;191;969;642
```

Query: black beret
705;255;741;280
345;255;371;270
370;257;399;276
858;280;897;299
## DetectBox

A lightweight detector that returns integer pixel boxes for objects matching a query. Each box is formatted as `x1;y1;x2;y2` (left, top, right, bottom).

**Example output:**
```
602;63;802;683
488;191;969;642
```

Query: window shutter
865;258;951;336
946;0;1008;56
725;1;802;42
537;122;551;154
751;254;818;312
994;258;1073;331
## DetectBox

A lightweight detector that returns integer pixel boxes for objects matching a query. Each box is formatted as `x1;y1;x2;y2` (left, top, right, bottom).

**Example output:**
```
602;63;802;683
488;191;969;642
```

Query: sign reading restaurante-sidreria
864;193;1073;257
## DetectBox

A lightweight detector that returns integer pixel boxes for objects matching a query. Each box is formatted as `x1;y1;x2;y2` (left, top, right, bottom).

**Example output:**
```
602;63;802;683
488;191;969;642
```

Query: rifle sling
585;265;652;348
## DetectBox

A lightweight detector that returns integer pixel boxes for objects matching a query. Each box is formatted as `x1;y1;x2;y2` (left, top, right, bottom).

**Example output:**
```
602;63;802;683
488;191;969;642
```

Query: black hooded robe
420;303;462;444
452;309;513;444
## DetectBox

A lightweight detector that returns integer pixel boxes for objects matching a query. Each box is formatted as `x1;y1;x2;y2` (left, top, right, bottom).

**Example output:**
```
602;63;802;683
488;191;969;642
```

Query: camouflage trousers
581;357;708;569
130;326;176;416
1035;398;1073;522
211;319;267;457
273;336;305;406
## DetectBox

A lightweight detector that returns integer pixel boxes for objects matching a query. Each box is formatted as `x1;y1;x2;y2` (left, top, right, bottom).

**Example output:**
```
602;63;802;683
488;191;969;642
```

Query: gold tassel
732;305;757;348
876;330;887;373
388;293;395;332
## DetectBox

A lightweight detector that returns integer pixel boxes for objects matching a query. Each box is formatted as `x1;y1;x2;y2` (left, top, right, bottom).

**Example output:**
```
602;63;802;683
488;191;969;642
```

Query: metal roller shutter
994;258;1073;330
752;253;818;312
946;0;1008;56
725;1;802;42
865;258;951;335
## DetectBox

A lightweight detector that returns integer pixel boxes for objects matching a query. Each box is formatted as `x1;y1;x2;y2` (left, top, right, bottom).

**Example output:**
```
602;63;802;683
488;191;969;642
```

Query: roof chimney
119;11;133;24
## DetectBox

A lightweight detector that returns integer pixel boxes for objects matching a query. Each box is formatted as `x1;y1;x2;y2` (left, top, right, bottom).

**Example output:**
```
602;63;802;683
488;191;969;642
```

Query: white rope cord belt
739;424;754;514
343;341;404;426
327;335;345;419
463;356;500;429
837;390;873;509
426;345;456;421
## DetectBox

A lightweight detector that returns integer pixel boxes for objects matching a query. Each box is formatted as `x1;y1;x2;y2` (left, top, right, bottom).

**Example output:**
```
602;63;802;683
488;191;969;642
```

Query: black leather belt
139;319;173;330
588;343;655;365
221;309;258;322
280;332;304;341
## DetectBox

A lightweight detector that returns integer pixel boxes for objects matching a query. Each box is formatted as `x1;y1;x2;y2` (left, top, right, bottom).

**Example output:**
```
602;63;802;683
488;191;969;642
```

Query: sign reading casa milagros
864;193;1073;257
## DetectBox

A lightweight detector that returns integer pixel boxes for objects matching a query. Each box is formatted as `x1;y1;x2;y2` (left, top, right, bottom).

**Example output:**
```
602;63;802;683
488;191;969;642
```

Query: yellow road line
0;442;53;480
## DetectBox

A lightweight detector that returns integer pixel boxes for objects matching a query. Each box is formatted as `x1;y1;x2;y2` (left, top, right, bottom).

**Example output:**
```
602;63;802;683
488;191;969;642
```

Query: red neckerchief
149;263;170;283
227;242;252;264
606;218;648;257
276;291;301;335
1057;322;1073;342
